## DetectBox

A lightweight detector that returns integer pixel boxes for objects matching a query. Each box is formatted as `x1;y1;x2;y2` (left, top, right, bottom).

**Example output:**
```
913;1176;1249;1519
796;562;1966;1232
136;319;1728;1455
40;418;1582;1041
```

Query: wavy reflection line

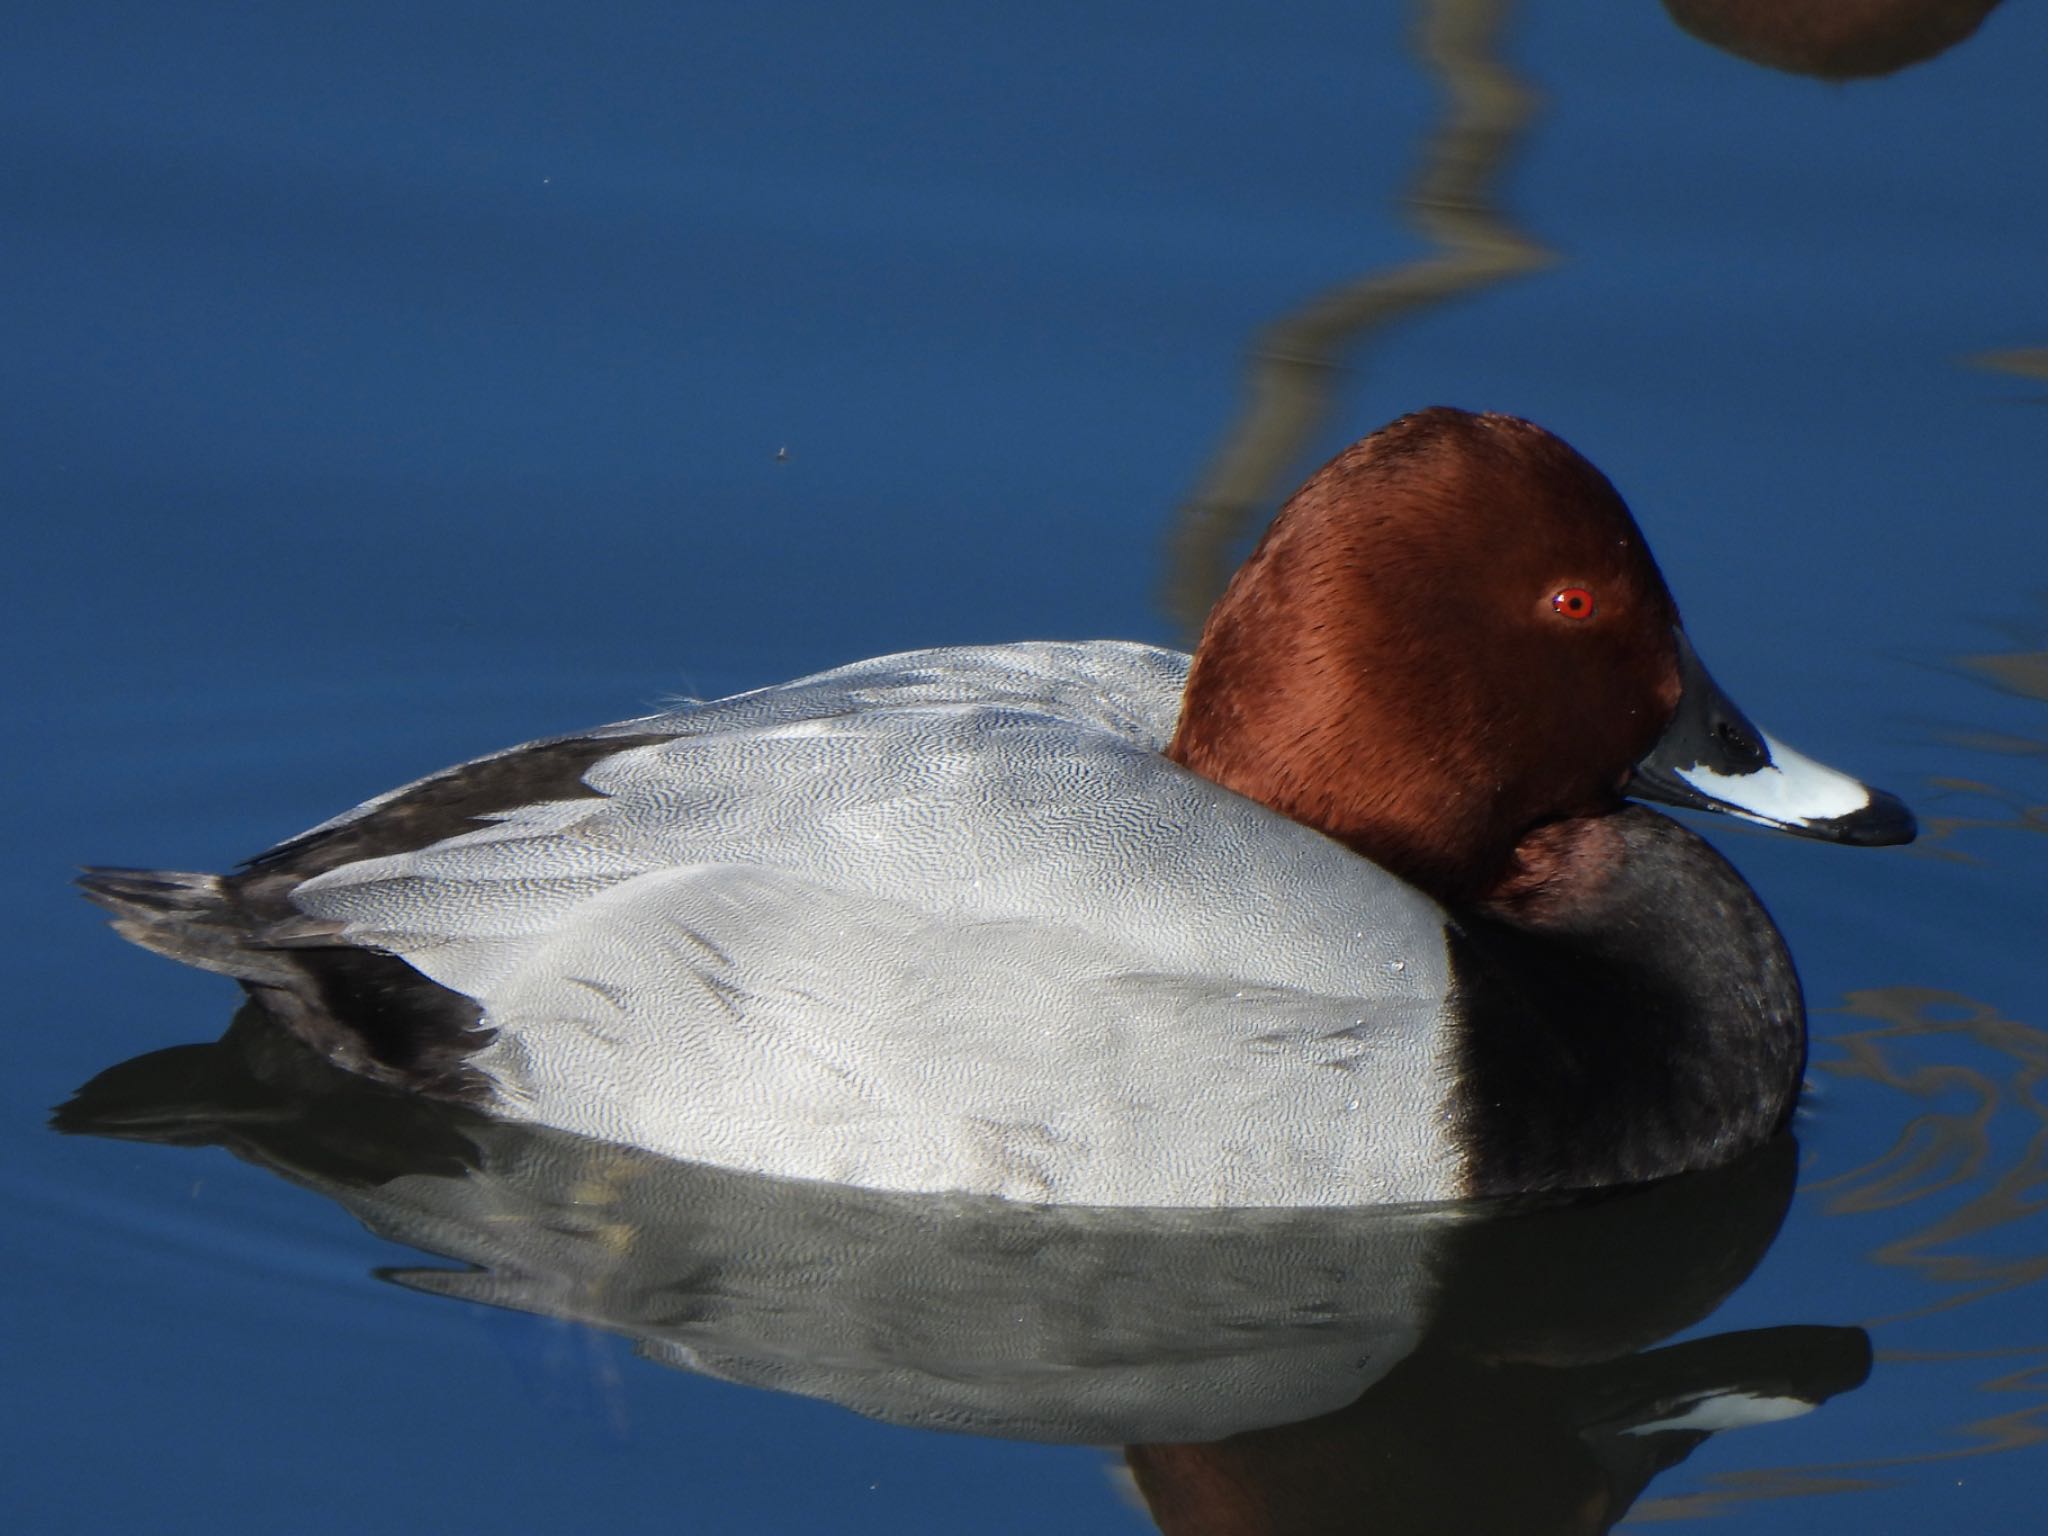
1809;986;2048;1325
1872;1350;2048;1457
1913;644;2048;851
1914;777;2048;863
1162;0;1552;636
1630;1466;1887;1523
1964;645;2048;705
1628;982;2048;1518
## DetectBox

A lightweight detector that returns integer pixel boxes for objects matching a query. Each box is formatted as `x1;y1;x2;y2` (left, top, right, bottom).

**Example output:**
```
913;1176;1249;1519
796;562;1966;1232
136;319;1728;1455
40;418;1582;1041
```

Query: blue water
9;3;2045;1531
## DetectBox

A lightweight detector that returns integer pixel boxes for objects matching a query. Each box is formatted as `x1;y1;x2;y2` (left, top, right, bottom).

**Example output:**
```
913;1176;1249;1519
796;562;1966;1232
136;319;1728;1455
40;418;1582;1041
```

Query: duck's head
1167;408;1914;908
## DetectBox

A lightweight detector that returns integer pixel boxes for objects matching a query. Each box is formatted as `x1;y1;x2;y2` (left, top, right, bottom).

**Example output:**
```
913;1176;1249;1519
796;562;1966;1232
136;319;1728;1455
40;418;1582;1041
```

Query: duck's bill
1626;631;1916;846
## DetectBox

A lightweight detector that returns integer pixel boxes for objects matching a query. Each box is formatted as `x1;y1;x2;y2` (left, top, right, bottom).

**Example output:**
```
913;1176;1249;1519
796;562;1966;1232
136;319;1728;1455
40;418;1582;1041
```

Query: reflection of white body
291;643;1464;1207
357;1124;1451;1444
62;1020;1849;1457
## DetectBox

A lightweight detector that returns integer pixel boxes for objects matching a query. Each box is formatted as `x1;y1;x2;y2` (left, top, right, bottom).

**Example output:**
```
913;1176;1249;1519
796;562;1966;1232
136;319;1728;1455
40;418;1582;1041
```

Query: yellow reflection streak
1912;650;2048;855
1162;0;1552;637
1964;646;2048;705
1630;1468;1886;1523
1967;347;2048;381
1915;780;2048;864
1816;987;2048;1324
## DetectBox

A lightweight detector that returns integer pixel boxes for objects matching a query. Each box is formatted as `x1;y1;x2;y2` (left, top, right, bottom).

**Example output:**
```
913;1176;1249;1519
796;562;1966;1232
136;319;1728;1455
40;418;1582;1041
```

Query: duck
82;408;1915;1208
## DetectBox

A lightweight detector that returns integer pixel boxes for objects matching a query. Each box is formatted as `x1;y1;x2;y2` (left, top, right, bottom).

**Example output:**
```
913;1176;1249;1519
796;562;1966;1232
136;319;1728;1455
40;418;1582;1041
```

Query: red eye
1552;587;1595;620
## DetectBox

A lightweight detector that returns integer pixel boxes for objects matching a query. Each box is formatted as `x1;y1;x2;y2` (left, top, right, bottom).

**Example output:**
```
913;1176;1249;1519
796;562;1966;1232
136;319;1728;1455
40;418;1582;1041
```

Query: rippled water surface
10;3;2046;1532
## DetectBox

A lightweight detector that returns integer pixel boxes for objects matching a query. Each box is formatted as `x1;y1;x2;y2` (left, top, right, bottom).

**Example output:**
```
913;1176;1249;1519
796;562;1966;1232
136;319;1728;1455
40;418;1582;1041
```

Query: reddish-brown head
1167;409;1684;905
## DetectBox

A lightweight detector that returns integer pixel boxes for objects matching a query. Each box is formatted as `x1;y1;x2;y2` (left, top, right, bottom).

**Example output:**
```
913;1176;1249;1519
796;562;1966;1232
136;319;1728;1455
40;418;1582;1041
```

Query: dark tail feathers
78;866;301;984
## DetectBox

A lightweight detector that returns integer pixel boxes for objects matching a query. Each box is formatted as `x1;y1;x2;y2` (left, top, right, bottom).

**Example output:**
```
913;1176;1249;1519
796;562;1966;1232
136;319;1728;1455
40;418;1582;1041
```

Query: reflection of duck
1663;0;2004;79
57;1011;1868;1513
83;410;1913;1206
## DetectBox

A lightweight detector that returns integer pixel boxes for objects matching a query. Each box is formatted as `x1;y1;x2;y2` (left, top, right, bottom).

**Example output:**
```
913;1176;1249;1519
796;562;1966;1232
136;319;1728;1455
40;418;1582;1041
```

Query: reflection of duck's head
82;408;1912;1206
1663;0;2003;79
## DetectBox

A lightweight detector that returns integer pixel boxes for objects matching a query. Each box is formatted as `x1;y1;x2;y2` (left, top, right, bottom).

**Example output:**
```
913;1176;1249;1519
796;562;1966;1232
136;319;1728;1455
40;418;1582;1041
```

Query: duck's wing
281;642;1457;1203
84;643;1190;1090
251;640;1190;874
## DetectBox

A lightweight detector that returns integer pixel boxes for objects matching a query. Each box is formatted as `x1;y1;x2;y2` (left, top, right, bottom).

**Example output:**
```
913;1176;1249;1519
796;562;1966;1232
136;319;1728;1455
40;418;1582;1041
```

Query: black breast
1446;809;1806;1198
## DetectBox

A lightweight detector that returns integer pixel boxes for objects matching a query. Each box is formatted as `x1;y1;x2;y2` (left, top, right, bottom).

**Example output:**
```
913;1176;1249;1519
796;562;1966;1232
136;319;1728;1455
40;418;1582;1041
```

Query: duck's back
100;642;1467;1206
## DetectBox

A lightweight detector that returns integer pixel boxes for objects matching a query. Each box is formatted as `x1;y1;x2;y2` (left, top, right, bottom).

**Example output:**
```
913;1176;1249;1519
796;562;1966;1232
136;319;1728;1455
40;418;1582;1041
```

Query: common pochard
85;409;1914;1207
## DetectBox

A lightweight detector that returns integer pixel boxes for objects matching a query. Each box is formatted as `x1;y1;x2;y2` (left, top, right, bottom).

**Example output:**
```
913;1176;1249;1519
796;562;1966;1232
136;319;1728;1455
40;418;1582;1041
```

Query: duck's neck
1167;620;1521;906
1448;808;1805;1198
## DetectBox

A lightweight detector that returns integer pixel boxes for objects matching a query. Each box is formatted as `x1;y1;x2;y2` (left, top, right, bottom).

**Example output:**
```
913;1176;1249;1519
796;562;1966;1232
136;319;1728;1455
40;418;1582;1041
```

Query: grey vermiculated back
284;642;1463;1206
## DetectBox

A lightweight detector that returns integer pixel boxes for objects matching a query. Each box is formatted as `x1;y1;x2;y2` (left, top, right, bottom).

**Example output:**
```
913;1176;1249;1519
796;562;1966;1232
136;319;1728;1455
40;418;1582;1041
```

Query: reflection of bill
59;1013;1867;1534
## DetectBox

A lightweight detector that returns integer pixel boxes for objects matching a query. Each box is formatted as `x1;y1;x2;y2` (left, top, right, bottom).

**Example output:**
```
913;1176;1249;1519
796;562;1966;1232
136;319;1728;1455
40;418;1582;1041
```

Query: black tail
78;867;304;984
79;867;492;1102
